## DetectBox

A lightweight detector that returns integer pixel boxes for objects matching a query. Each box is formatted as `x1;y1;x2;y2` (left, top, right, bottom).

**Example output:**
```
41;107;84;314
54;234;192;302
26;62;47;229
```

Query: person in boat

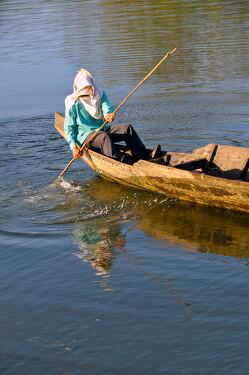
64;68;149;163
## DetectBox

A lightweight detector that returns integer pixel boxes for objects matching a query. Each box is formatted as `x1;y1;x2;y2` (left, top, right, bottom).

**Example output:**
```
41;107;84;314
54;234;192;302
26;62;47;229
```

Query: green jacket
64;91;113;149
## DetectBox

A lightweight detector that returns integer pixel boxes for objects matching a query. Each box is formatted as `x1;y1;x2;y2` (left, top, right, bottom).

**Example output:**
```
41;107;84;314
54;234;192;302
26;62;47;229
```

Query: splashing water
50;177;82;192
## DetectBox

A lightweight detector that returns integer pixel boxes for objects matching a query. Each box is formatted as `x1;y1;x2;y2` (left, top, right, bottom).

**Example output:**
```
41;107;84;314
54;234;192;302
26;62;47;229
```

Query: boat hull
82;149;249;213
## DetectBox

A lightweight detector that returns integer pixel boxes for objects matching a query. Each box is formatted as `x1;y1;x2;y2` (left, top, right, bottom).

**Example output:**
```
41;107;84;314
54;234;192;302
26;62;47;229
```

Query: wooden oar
56;47;176;181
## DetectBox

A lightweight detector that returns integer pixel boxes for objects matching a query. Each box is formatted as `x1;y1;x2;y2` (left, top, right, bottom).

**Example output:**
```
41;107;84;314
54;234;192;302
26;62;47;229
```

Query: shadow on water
67;177;249;278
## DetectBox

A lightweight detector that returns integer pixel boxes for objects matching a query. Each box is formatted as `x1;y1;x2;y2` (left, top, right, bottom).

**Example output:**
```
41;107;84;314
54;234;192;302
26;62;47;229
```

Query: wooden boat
54;112;249;214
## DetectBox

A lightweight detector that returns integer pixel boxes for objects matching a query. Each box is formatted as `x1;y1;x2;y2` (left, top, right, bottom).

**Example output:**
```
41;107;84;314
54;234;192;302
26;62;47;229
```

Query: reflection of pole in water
145;273;191;321
121;249;191;320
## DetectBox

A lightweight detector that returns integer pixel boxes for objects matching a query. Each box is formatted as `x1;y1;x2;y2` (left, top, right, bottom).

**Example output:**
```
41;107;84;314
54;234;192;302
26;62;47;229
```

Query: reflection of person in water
74;219;126;276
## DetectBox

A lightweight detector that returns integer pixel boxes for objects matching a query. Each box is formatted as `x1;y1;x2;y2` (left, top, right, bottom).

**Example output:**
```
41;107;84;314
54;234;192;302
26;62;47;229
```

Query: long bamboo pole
56;48;176;181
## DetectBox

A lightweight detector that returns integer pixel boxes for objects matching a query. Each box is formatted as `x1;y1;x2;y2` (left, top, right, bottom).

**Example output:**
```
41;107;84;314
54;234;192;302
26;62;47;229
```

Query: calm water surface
1;1;249;374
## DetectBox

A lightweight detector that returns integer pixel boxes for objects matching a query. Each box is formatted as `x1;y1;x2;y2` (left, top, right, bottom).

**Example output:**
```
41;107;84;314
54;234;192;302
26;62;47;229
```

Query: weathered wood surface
54;112;249;213
193;143;249;180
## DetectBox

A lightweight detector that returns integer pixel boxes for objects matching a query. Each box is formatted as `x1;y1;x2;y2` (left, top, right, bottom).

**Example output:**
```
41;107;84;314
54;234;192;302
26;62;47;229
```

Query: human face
81;85;93;96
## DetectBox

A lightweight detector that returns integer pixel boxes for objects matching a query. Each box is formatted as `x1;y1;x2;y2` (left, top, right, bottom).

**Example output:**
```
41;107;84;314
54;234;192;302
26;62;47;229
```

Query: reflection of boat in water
135;201;249;258
73;178;249;261
55;112;249;213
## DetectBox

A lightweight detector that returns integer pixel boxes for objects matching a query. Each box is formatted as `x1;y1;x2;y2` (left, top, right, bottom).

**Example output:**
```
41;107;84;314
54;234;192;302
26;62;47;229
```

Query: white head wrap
65;68;103;118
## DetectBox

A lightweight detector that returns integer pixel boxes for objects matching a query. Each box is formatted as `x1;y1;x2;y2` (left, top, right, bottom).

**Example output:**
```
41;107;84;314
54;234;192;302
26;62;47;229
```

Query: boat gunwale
83;145;249;188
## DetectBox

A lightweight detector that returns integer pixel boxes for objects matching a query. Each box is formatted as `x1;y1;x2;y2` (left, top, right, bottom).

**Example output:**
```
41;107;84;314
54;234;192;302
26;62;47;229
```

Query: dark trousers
84;124;146;160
